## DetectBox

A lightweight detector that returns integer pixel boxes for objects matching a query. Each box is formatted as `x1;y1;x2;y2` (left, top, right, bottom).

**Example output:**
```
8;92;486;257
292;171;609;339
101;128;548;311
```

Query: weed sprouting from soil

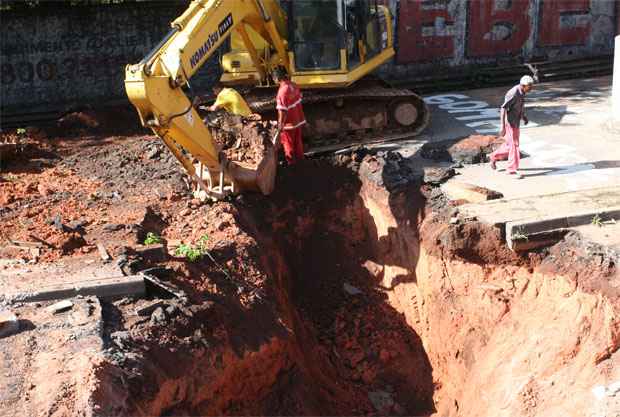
144;232;163;245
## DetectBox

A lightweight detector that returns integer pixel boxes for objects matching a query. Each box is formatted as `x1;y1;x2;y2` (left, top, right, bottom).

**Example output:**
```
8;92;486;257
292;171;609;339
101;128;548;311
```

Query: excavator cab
287;0;385;72
222;0;394;88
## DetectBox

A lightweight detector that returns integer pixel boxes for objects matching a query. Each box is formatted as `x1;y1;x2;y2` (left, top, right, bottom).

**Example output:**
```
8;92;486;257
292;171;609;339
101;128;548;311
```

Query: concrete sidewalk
411;75;618;250
425;76;618;198
457;186;620;250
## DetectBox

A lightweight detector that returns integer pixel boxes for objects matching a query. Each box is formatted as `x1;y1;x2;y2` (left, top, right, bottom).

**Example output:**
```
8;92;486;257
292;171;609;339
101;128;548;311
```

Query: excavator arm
124;0;286;198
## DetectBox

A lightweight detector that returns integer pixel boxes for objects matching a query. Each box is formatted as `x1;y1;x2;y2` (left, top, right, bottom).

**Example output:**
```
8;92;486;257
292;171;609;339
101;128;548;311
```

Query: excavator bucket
226;144;277;195
193;135;278;200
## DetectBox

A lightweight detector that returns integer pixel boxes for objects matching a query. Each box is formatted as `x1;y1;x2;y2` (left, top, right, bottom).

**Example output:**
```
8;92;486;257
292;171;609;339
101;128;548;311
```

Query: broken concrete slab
133;244;167;262
7;239;44;249
47;300;74;314
140;272;188;301
422;165;456;185
3;275;145;304
505;207;620;251
97;243;111;262
460;188;620;227
0;310;19;338
420;135;503;165
150;307;167;325
508;231;569;252
457;187;620;251
135;300;168;317
442;181;503;203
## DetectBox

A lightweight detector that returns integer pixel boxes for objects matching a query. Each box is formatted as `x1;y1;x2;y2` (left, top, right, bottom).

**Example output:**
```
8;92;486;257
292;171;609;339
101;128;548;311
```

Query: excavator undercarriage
242;79;430;153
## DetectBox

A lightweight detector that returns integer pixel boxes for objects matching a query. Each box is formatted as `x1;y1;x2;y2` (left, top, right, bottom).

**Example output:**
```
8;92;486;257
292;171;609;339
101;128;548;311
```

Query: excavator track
243;79;430;154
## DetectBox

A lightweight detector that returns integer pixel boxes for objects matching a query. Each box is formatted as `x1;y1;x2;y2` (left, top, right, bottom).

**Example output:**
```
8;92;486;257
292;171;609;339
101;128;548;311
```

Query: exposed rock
135;301;168;317
47;300;74;314
0;310;19;338
103;223;124;232
150;307;167;325
368;390;395;412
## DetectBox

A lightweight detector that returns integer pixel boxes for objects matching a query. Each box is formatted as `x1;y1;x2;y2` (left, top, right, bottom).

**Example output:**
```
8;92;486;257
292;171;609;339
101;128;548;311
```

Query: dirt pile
421;134;504;164
205;112;277;168
0;129;192;263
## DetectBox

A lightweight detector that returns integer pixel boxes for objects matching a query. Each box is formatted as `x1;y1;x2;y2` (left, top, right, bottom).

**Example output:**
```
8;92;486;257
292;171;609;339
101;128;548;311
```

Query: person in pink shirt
489;75;535;179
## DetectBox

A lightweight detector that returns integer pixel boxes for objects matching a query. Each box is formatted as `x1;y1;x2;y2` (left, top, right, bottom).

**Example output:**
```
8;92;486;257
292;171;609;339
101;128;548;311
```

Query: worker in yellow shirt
207;83;252;117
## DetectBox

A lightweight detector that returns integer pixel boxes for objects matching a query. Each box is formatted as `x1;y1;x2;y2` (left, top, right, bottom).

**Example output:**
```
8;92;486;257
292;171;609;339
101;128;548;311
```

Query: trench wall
1;0;618;118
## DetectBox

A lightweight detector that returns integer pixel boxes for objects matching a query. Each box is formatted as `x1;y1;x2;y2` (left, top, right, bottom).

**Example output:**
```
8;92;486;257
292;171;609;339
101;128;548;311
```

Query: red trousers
490;124;520;173
280;128;304;165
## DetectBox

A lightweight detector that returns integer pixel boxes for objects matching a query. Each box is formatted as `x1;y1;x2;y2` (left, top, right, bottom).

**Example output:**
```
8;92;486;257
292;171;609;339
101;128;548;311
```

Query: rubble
47;300;73;314
135;300;168;317
0;310;19;338
420;134;504;164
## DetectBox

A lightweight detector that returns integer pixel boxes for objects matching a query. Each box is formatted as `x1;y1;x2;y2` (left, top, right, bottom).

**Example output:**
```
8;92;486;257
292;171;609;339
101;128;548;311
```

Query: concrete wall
1;0;618;118
0;2;221;116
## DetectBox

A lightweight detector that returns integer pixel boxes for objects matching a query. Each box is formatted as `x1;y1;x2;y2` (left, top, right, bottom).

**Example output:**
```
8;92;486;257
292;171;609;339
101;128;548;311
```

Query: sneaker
490;160;496;170
508;171;523;179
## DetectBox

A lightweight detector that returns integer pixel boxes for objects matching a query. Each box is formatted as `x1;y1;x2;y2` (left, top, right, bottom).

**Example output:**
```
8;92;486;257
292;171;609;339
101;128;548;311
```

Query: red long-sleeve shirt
276;80;306;130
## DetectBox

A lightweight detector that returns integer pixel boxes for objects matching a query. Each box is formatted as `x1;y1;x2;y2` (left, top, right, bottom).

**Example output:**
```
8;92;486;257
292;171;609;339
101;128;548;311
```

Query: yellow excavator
125;0;429;199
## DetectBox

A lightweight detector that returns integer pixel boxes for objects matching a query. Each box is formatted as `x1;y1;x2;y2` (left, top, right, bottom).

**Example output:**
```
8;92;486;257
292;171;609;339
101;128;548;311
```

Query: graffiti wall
0;2;221;116
0;0;618;118
389;0;617;76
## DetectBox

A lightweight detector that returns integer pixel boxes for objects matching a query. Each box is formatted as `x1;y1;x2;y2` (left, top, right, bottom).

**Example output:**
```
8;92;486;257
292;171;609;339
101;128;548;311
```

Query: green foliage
591;213;603;228
1;173;19;182
143;232;163;245
198;234;209;247
512;227;529;241
16;128;26;136
175;243;203;262
174;235;210;262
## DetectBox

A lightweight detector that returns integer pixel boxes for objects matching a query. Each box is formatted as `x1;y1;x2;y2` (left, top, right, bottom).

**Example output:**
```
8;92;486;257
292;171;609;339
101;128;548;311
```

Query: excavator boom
125;0;285;199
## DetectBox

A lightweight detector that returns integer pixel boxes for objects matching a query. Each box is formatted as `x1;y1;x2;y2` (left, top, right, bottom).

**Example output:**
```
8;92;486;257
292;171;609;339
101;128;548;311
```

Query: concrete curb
506;207;620;251
2;275;146;304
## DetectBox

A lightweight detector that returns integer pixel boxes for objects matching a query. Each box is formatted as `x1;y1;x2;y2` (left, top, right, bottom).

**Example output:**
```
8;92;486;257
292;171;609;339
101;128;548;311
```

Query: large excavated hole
97;151;620;417
112;157;437;416
241;160;435;416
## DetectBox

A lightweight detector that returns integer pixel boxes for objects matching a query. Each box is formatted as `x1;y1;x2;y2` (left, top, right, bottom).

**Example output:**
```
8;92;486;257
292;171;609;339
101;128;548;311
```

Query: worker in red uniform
273;67;306;165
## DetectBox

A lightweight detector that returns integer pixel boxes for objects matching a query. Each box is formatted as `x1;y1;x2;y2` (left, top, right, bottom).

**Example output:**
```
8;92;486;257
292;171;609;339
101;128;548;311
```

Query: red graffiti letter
538;0;591;46
396;0;455;63
467;0;531;57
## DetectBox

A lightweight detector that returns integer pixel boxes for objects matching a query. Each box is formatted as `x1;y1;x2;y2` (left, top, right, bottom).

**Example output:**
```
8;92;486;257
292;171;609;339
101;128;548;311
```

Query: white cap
520;75;535;86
